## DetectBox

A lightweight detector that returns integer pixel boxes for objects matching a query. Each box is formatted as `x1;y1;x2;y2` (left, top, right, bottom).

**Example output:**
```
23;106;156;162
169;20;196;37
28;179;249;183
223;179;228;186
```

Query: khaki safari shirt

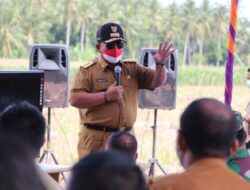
149;158;250;190
70;55;154;129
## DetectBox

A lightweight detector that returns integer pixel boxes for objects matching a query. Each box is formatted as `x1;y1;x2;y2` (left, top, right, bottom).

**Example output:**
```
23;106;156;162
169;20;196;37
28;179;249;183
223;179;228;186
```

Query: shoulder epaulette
123;59;137;64
82;60;97;69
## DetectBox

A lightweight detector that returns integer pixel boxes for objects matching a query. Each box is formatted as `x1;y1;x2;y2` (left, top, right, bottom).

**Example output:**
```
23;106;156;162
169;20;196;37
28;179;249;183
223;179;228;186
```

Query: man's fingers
162;41;169;50
157;43;163;54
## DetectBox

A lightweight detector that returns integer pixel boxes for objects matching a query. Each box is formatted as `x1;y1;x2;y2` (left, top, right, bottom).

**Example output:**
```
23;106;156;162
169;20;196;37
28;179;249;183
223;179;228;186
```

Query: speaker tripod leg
50;151;59;164
39;151;46;162
148;159;167;177
155;160;167;175
50;151;67;182
148;109;168;177
148;159;155;177
39;108;67;183
40;149;67;183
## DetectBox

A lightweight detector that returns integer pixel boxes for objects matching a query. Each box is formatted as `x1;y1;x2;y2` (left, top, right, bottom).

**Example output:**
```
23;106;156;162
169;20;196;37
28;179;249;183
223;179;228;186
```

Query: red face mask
103;48;123;64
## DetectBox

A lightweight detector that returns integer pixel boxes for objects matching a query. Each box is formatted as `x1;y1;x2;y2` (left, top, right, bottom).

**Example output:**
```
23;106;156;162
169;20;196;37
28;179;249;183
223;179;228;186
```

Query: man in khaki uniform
70;22;175;158
149;98;250;190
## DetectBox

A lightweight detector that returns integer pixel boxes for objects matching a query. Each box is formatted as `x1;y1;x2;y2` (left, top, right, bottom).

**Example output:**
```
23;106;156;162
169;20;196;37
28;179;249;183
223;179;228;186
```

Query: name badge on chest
96;78;108;83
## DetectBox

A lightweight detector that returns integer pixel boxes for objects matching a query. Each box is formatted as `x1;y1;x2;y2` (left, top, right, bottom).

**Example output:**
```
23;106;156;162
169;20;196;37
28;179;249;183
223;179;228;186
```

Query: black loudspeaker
29;44;69;108
138;48;178;110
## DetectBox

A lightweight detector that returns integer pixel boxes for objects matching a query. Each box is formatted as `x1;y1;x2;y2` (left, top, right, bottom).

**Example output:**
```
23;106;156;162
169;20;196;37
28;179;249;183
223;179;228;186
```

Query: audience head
0;101;46;157
0;135;46;190
177;98;237;168
68;151;146;190
105;131;138;160
233;110;247;147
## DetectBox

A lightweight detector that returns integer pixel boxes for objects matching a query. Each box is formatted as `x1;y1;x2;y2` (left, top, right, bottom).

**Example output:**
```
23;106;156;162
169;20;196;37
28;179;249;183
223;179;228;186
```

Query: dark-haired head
0;101;45;157
68;151;146;190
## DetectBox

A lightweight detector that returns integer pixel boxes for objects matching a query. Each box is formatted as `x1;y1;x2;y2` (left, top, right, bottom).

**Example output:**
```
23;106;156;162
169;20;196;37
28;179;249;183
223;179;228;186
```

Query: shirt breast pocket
92;78;112;93
123;76;138;89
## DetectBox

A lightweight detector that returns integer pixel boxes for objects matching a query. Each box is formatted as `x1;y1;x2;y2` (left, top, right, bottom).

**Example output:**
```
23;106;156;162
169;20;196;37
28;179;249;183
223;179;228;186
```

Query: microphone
114;65;122;86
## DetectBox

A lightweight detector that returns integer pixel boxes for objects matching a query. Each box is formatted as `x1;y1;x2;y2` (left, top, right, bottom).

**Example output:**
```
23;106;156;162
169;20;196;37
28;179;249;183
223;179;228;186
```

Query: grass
1;59;250;175
178;65;247;86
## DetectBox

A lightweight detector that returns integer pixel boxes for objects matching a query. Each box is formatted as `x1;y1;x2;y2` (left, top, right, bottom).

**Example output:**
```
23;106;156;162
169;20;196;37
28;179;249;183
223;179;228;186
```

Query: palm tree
65;0;77;47
212;5;228;66
16;0;51;46
196;0;212;65
75;0;98;51
0;0;26;57
179;0;198;65
163;2;182;45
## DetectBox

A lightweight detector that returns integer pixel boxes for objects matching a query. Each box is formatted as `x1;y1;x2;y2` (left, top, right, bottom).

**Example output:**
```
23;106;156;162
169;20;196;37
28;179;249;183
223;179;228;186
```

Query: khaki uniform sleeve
136;64;154;90
70;66;91;98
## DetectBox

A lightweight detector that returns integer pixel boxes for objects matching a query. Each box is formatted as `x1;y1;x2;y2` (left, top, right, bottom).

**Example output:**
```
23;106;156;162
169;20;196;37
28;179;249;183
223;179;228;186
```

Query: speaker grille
143;52;149;67
170;54;175;71
33;48;39;67
61;49;66;68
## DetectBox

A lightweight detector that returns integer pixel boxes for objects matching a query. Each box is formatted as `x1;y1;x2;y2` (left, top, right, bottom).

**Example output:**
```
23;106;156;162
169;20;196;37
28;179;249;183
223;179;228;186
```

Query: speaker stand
39;107;66;182
148;109;167;177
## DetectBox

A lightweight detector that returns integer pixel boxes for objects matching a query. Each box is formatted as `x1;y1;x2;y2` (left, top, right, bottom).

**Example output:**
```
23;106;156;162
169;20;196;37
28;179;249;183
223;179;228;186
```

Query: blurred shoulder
149;174;189;190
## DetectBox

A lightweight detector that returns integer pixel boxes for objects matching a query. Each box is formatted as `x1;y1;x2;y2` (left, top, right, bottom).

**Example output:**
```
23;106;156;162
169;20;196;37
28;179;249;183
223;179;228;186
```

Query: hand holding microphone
105;83;124;102
104;66;123;102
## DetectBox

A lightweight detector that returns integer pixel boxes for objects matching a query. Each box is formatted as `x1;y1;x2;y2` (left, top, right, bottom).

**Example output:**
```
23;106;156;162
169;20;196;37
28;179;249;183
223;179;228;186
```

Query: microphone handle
115;72;121;86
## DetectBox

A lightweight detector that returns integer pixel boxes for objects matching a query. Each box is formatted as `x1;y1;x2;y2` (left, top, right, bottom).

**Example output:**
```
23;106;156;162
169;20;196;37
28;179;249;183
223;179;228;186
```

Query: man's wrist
104;92;109;103
156;62;165;67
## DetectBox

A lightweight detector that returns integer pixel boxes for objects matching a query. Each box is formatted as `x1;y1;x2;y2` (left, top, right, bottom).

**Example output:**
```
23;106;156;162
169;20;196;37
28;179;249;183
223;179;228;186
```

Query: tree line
1;0;250;66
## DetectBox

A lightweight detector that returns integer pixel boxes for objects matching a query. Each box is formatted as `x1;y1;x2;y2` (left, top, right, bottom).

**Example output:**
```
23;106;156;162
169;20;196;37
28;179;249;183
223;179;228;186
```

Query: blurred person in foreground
245;67;250;148
227;111;250;181
70;22;175;158
149;98;250;190
0;135;46;190
0;101;62;190
67;151;146;190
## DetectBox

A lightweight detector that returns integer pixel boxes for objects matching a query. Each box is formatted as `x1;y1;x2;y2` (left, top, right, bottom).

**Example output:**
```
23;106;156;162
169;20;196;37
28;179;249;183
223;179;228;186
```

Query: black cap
96;22;126;43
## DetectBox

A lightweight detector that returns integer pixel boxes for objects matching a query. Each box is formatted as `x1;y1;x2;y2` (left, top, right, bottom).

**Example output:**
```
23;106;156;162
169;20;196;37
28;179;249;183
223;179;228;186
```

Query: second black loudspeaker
29;44;69;108
138;48;178;110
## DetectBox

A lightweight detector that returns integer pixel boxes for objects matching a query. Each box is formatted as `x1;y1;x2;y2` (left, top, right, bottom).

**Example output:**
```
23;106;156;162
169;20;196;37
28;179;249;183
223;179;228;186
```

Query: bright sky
160;0;250;20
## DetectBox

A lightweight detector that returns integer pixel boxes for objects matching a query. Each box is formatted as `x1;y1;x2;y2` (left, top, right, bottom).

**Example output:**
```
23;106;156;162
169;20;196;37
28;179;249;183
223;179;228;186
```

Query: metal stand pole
39;107;66;181
148;109;167;177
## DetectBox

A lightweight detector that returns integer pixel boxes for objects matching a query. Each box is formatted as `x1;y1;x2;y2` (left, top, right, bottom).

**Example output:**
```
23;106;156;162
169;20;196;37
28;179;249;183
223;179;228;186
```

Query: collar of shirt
187;157;227;171
98;54;109;71
98;54;123;71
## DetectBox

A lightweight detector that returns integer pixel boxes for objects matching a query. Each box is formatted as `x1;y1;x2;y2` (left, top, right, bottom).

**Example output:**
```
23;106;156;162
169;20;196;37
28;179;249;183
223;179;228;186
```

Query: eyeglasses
105;41;125;49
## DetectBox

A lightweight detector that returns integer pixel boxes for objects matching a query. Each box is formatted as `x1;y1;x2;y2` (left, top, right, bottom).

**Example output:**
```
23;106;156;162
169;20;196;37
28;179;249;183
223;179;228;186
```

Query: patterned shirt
227;148;250;181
